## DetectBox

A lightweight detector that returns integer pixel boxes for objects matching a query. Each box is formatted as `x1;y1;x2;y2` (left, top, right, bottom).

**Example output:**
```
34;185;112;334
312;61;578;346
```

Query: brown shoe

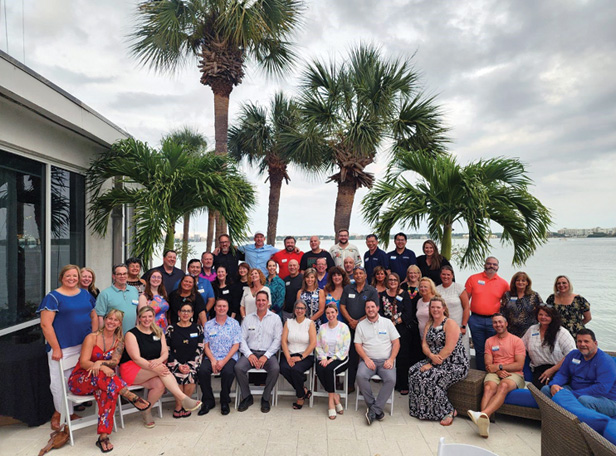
50;411;61;430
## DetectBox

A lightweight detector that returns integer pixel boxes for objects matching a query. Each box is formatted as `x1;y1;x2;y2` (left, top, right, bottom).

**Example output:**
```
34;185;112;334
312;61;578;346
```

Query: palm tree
129;0;304;248
228;92;306;245
87;137;255;263
362;150;553;268
163;127;208;270
280;44;447;237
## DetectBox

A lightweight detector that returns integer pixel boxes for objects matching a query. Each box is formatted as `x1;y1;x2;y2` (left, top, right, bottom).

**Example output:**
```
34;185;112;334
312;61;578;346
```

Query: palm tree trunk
181;212;190;271
333;180;357;239
164;227;175;253
267;170;285;246
206;212;215;251
441;223;453;261
213;89;230;243
216;214;227;241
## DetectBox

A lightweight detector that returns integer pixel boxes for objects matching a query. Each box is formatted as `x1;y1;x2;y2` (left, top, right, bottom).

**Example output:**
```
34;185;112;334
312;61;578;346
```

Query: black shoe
221;403;230;415
348;386;356;394
237;395;254;412
365;407;375;426
376;411;385;421
198;403;211;416
261;399;271;413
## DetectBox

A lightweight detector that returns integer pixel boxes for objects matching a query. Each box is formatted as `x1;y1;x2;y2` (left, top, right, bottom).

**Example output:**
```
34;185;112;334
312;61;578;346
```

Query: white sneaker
477;413;490;438
467;410;481;424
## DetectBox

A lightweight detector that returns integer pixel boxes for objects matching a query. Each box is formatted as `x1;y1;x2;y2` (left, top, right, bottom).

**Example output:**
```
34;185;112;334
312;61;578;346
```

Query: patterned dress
68;343;126;434
546;294;591;338
166;323;204;384
500;291;543;338
149;294;169;330
300;289;322;331
408;318;468;420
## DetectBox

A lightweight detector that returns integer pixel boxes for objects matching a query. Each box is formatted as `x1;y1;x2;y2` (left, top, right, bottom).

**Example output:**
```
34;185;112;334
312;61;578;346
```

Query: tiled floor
0;389;541;456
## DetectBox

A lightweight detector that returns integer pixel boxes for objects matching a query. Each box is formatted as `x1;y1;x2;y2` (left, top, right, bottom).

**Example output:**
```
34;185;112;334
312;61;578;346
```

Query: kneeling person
198;299;241;416
468;313;525;438
355;300;400;424
234;290;283;413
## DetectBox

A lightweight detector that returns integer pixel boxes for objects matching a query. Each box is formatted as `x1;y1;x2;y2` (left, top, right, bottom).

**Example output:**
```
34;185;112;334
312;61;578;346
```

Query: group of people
38;229;610;452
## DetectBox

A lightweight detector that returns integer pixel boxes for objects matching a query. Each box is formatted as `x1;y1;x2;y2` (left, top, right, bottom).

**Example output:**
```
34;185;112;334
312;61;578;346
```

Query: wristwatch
460;325;466;329
498;364;503;371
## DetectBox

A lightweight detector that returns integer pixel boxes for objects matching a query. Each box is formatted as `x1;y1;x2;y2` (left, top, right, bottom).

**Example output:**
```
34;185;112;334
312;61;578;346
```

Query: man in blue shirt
387;232;417;279
143;249;184;293
238;231;279;275
363;234;389;282
542;328;616;417
95;264;139;333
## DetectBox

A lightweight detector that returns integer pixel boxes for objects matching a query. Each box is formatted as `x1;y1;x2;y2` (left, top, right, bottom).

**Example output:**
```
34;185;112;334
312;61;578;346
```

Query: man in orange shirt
464;257;509;370
468;313;526;438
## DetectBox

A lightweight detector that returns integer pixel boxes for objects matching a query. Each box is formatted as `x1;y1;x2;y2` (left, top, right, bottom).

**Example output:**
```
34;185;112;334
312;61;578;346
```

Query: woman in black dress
166;303;204;418
379;273;422;395
167;274;207;326
416;240;451;286
211;265;241;321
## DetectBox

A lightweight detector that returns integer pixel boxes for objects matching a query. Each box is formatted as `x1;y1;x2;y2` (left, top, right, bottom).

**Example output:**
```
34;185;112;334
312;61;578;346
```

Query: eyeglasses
539;303;554;308
295;307;306;311
180;309;193;313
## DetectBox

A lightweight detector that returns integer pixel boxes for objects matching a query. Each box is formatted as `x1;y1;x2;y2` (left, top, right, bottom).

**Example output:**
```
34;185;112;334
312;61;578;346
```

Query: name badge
190;333;198;338
248;327;256;331
349;294;356;298
572;358;581;365
222;289;229;295
532;332;540;337
282;259;287;263
390;256;396;260
286;282;290;286
209;331;217;337
402;256;409;260
396;296;403;302
492;345;500;351
510;297;517;302
153;336;160;341
478;280;485;285
435;325;443;331
198;288;205;293
132;300;139;305
378;331;387;335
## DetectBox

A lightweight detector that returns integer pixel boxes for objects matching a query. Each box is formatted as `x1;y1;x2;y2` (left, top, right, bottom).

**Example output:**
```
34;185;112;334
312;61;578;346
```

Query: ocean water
173;237;616;350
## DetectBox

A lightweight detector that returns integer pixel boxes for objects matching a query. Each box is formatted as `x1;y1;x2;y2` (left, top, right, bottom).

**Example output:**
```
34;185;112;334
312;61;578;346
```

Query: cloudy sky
2;0;615;237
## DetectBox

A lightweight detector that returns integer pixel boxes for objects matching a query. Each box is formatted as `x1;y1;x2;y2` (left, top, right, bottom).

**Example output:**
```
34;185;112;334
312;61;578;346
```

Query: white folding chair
58;353;117;446
116;384;163;429
437;437;498;456
312;357;349;410
354;373;395;416
275;356;314;407
235;368;278;409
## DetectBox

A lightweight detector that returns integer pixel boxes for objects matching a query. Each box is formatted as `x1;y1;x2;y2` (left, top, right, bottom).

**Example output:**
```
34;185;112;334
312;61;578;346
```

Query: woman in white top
280;302;317;409
415;277;438;339
240;268;271;318
522;304;576;389
436;265;470;356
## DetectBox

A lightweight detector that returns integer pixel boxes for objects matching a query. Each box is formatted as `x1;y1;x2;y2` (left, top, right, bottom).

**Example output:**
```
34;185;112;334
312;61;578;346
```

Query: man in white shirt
329;229;362;268
355;300;400;424
234;290;283;413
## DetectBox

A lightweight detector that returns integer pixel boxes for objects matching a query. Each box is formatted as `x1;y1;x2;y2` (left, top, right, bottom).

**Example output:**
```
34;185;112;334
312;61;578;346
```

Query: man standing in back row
300;235;335;272
363;234;389;282
329;229;362;268
387;232;417;279
271;236;303;279
465;257;509;371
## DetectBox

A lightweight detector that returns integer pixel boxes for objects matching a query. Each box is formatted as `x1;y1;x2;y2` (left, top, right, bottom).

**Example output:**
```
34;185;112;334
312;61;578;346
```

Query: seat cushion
553;388;610;434
504;388;538;408
604;418;616;445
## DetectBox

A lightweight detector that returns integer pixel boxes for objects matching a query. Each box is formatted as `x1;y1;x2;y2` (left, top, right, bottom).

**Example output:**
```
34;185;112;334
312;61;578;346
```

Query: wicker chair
528;383;592;456
579;422;616;456
497;398;541;421
448;368;484;417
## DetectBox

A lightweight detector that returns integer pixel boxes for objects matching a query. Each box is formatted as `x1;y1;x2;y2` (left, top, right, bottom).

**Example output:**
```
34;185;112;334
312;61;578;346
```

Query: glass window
50;166;85;286
0;151;45;331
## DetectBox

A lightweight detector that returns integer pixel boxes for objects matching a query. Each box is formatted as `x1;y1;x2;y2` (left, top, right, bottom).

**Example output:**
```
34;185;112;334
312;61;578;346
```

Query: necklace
102;332;115;353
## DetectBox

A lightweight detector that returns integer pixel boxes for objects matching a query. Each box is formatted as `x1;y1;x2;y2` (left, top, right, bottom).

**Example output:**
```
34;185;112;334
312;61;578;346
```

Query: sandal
96;435;113;453
293;398;304;410
181;396;202;412
303;389;312;401
440;409;457;426
142;410;155;428
74;404;86;412
173;409;183;419
400;390;409;395
328;409;337;420
120;388;151;412
181;408;192;418
335;403;344;415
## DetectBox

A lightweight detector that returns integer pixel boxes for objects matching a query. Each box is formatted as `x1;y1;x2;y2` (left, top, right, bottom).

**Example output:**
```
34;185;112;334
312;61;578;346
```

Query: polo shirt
317;273;328;290
300;249;335;271
363;247;390;281
214;249;244;280
95;285;139;333
196;276;215;304
282;273;303;313
270;250;304;278
204;316;242;361
329;243;362;268
551;349;616;400
144;265;184;294
465;271;509;316
355;315;400;360
340;282;379;321
238;243;279;274
387;248;417;279
484;332;526;376
240;311;283;359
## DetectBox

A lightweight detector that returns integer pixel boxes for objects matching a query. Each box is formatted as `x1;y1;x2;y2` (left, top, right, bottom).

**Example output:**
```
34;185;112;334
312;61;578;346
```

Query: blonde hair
427;297;450;326
99;309;125;342
59;264;81;285
80;267;97;294
554;275;573;294
419;277;438;296
137;306;163;339
406;264;422;281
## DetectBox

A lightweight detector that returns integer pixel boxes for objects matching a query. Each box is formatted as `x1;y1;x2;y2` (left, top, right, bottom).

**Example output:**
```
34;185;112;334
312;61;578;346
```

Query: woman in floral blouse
500;271;543;338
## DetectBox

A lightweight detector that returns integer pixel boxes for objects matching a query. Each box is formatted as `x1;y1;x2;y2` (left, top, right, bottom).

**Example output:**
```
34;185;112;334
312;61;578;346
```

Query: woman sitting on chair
68;310;151;453
280;301;317;409
119;306;201;428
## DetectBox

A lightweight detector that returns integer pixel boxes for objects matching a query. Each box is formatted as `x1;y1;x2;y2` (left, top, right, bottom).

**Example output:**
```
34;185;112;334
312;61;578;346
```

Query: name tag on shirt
402;256;409;260
222;289;229;295
198;288;205;293
132;300;139;305
572;358;581;365
282;259;287;263
510;297;518;301
190;333;199;338
286;282;291;286
153;336;160;341
396;296;403;302
378;331;387;335
435;325;443;331
349;294;356;298
209;331;217;337
390;256;396;260
492;346;500;351
532;332;540;337
248;327;256;331
478;280;485;285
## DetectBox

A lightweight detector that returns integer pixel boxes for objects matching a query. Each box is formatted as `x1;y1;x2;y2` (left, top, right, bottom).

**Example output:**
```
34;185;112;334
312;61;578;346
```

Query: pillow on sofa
553;389;610;434
504;388;538;408
604;418;616;445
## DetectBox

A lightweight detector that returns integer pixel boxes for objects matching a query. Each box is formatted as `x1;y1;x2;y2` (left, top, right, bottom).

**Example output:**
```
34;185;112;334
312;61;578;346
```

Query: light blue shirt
95;285;139;333
238;243;279;274
203;316;242;361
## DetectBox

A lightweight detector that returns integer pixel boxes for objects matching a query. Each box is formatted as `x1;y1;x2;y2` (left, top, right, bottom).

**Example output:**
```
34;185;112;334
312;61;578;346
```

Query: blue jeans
468;314;495;371
578;395;616;417
541;384;572;397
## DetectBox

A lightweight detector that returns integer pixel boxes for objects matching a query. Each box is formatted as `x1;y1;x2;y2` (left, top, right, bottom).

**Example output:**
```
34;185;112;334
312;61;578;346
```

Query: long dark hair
423;240;444;271
324;266;349;293
144;270;168;301
536;305;562;352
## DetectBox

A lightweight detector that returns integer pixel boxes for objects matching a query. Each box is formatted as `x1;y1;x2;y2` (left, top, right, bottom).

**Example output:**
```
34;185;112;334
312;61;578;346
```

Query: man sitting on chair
234;290;283;413
468;313;526;438
355;300;400;425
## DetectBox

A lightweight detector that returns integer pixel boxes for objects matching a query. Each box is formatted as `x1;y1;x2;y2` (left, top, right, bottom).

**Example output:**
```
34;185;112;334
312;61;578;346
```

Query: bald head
288;259;300;276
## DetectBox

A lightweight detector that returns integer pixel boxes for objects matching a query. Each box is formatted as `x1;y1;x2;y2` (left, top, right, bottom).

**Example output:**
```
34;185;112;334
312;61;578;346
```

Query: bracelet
298;354;303;360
